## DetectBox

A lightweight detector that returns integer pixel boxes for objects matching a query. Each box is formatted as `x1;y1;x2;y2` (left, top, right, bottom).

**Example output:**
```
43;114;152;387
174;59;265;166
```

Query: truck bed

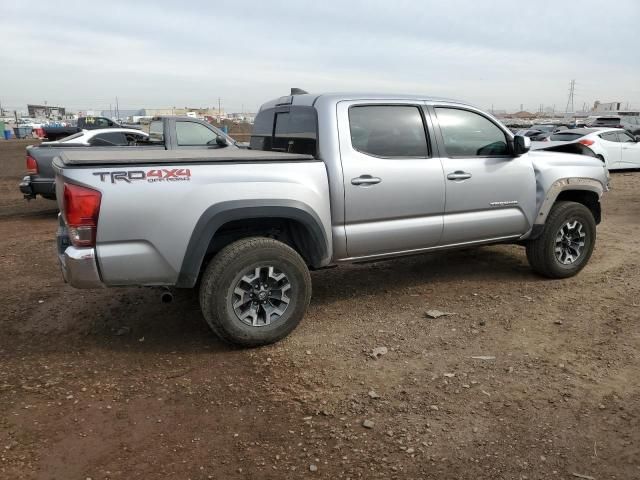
57;149;316;165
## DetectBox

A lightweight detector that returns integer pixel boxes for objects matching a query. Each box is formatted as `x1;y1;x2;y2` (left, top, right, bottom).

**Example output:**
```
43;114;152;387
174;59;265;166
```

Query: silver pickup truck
53;91;609;346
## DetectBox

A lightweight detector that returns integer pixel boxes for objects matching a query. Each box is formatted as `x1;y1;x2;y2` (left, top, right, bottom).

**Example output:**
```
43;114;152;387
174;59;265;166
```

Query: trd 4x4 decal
94;169;191;183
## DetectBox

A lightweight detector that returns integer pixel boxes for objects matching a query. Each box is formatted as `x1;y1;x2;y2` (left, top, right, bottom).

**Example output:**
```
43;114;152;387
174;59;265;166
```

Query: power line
565;79;575;114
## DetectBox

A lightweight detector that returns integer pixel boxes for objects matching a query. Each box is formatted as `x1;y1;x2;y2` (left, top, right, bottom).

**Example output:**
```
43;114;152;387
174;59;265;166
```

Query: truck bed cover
57;148;316;165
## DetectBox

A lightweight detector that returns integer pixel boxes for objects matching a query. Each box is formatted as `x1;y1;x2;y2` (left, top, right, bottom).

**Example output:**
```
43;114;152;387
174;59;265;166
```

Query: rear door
431;104;535;245
337;101;445;258
617;131;640;168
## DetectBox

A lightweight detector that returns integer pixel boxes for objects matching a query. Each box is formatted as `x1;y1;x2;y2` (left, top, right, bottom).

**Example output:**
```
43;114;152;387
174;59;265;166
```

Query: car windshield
549;132;586;141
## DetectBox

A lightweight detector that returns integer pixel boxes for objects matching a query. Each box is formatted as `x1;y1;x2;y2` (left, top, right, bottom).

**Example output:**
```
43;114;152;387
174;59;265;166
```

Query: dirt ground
0;139;638;480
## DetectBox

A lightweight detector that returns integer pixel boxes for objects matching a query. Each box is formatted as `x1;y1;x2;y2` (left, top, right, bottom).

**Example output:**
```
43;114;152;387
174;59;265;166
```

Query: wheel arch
176;200;330;288
528;178;604;239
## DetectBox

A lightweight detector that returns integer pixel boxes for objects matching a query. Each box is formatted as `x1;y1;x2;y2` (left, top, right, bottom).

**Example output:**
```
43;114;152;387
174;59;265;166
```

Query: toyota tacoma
53;91;609;346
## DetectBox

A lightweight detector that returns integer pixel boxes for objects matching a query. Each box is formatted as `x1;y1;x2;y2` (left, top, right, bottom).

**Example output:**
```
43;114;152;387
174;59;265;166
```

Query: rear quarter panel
57;161;331;286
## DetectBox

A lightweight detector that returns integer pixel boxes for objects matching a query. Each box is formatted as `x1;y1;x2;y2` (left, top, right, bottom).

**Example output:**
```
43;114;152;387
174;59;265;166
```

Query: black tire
526;201;596;279
199;237;311;347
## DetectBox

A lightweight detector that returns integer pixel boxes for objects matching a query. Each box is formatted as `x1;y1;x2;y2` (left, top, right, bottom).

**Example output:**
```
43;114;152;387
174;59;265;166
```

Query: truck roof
259;92;471;110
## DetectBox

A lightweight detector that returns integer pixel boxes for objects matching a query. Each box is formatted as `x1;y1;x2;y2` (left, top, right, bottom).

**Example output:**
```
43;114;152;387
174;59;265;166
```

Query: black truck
42;116;125;141
20;117;236;200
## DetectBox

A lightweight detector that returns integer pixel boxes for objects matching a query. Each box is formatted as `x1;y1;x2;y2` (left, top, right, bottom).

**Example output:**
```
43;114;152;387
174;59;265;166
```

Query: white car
44;128;148;146
533;128;640;170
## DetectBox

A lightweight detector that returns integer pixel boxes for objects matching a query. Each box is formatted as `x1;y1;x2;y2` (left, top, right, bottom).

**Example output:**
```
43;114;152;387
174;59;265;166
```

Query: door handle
351;175;382;186
447;171;472;181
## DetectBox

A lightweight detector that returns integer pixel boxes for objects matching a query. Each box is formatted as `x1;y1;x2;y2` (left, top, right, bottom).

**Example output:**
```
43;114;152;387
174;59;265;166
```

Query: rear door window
348;105;429;158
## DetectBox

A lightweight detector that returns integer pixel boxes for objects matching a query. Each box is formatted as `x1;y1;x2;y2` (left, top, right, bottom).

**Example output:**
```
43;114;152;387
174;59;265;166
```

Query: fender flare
534;177;605;226
176;200;329;288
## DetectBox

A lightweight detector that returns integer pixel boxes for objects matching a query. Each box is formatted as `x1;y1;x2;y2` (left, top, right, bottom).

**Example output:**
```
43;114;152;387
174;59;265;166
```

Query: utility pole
218;97;221;116
565;79;575;114
115;96;120;120
520;103;523;112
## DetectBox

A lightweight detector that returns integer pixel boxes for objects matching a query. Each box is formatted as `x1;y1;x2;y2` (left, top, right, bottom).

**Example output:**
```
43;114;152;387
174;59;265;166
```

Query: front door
617;130;640;168
337;101;445;258
431;105;535;245
598;131;623;168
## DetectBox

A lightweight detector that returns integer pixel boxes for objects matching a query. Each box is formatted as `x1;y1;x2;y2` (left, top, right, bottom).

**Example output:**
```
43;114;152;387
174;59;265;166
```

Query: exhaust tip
160;291;174;304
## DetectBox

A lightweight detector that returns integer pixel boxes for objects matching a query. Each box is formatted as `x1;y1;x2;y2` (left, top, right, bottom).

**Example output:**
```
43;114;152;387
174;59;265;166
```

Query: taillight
26;155;38;174
579;139;595;147
63;183;101;247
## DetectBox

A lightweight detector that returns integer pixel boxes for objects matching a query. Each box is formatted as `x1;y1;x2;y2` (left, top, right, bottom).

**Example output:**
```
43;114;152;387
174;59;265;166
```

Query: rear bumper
19;175;56;200
57;218;103;288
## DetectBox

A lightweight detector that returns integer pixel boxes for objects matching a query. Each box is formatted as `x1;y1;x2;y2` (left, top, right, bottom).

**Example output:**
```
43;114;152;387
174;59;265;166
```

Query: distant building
100;109;144;120
27;104;66;118
592;101;621;112
228;112;256;123
142;107;225;118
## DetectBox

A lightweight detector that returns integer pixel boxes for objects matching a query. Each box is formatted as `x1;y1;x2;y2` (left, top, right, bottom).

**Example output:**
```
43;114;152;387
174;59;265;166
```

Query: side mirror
207;136;228;147
513;135;531;156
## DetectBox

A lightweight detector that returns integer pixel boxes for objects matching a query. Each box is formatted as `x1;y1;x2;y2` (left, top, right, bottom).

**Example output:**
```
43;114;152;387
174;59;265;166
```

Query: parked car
20;117;235;200
53;91;609;347
515;128;544;138
515;124;567;142
528;124;568;141
586;116;640;135
43;128;149;146
42;116;130;141
532;128;640;170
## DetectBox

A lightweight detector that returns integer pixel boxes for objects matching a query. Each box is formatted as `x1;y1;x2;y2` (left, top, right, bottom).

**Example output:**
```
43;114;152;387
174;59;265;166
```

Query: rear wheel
199;237;311;347
526;201;596;278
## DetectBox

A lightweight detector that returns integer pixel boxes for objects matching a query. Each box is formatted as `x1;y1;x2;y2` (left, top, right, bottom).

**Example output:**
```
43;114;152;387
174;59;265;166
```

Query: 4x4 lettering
147;169;163;179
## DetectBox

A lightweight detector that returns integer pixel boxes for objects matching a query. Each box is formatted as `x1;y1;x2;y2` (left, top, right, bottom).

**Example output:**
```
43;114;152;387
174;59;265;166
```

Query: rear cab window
250;106;318;155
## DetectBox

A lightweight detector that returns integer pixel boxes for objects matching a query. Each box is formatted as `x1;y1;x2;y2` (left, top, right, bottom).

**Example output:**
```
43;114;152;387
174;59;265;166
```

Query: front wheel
199;237;312;347
526;201;597;278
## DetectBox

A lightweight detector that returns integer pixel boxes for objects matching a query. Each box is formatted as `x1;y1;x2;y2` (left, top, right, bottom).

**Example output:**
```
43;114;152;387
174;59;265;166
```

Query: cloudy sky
1;0;639;114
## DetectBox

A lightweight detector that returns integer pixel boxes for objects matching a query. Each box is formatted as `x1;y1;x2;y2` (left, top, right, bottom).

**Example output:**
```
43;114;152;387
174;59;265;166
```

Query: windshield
549;132;586;141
